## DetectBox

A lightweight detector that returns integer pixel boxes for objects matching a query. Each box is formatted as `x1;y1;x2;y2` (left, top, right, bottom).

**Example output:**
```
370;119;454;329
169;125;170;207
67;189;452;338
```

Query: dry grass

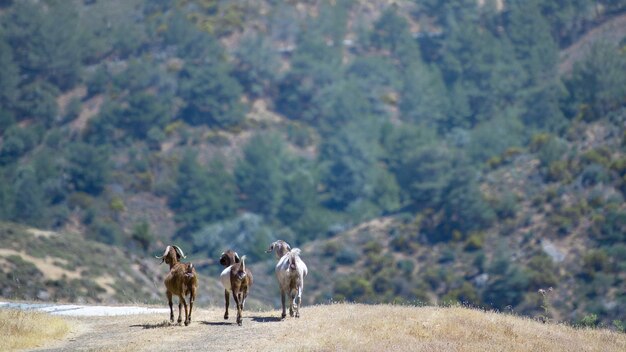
0;309;69;351
5;303;624;352
254;304;626;352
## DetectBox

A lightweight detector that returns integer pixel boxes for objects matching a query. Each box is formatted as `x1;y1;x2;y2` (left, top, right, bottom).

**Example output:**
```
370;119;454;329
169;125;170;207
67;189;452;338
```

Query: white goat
274;247;307;319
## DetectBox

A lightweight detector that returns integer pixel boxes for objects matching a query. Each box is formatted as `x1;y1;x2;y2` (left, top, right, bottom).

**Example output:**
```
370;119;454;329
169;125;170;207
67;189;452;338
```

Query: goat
265;240;291;259
155;245;198;326
219;250;253;326
268;242;308;319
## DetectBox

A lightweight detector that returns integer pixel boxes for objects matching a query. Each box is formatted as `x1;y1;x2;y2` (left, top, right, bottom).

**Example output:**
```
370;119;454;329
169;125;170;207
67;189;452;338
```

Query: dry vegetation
0;309;69;351
256;304;626;352
19;303;626;352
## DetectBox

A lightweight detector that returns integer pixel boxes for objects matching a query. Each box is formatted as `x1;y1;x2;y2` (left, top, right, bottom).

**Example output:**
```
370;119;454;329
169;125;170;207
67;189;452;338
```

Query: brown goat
219;250;253;326
156;245;198;326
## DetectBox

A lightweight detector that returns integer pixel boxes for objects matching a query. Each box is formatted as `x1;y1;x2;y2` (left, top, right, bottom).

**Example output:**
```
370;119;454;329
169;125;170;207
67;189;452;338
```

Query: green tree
399;62;449;127
15;81;59;126
0;125;39;165
370;5;420;67
66;142;110;195
4;0;83;89
235;133;286;218
12;166;44;225
483;248;530;309
567;42;626;119
233;34;281;98
279;167;319;226
115;92;171;139
178;62;244;128
276;20;342;123
0;168;15;220
170;153;237;236
506;0;564;129
0;30;19;111
320;125;379;210
439;161;495;237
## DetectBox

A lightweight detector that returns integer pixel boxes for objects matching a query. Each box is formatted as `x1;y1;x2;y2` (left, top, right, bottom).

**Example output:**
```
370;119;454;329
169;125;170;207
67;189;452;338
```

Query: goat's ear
235;252;241;263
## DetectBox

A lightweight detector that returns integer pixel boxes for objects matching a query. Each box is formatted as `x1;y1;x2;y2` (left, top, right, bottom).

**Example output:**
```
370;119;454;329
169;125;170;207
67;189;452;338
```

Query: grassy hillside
293;113;626;327
1;0;625;330
0;221;266;308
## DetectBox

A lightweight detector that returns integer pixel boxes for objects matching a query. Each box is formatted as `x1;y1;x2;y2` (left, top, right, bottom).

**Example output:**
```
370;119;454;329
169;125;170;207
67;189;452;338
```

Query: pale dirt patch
94;276;116;296
69;94;104;132
0;249;81;280
56;86;87;116
27;228;58;239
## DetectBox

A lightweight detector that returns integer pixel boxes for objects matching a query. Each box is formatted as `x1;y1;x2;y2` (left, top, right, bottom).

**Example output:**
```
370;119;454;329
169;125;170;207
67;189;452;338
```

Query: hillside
1;0;625;331
10;303;626;352
0;222;268;309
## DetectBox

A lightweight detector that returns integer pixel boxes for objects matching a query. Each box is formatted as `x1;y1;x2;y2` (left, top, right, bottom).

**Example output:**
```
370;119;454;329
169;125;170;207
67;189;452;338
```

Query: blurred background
0;0;625;330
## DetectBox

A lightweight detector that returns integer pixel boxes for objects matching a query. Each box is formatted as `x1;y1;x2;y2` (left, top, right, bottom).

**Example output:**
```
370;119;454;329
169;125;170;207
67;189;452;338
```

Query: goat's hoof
281;313;286;320
184;320;190;326
224;314;229;320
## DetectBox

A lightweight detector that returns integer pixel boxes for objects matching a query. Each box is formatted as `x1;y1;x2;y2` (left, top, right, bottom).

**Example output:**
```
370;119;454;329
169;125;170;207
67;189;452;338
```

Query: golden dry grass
0;309;70;351
253;304;626;352
6;303;624;352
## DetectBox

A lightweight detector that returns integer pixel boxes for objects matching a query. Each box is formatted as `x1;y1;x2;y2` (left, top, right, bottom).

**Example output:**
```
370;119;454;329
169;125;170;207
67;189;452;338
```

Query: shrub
464;232;484;251
578;313;599;328
581;147;611;168
336;247;359;265
546;160;572;182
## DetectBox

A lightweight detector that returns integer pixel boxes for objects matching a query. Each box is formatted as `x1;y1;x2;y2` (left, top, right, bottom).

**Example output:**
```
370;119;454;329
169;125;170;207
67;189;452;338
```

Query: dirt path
33;307;286;352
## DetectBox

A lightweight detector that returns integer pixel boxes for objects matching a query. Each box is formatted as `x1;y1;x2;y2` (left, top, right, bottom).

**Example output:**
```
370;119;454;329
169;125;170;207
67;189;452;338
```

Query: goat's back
165;263;195;296
275;249;307;289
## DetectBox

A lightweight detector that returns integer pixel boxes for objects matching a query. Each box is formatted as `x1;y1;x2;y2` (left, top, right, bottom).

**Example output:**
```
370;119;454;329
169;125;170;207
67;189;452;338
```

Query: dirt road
33;307;288;352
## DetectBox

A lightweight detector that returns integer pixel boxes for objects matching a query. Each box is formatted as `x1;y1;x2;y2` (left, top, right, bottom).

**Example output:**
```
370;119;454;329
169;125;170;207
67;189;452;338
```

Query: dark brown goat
156;245;198;326
219;250;253;326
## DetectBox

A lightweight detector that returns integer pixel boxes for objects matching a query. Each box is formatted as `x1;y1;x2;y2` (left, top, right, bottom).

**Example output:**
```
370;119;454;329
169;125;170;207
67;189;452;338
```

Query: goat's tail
240;255;247;272
290;248;301;256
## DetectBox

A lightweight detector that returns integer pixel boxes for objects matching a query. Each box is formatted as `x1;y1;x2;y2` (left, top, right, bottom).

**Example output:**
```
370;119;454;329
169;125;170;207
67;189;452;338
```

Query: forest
0;0;625;328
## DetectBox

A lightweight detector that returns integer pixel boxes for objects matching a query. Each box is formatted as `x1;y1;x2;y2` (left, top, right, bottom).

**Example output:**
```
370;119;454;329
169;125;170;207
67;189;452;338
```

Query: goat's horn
173;245;186;259
155;245;171;259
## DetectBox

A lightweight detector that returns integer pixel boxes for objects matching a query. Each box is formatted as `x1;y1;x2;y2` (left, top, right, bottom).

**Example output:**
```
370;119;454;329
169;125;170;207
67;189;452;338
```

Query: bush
336;247;359;265
580;164;611;187
464;233;484;251
577;313;599;328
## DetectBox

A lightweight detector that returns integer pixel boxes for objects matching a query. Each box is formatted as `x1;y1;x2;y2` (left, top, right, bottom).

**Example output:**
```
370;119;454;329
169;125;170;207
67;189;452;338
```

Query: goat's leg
177;297;183;324
167;291;174;323
182;295;190;326
280;289;287;320
223;289;230;320
188;289;195;324
289;289;295;317
234;292;243;326
295;286;302;318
